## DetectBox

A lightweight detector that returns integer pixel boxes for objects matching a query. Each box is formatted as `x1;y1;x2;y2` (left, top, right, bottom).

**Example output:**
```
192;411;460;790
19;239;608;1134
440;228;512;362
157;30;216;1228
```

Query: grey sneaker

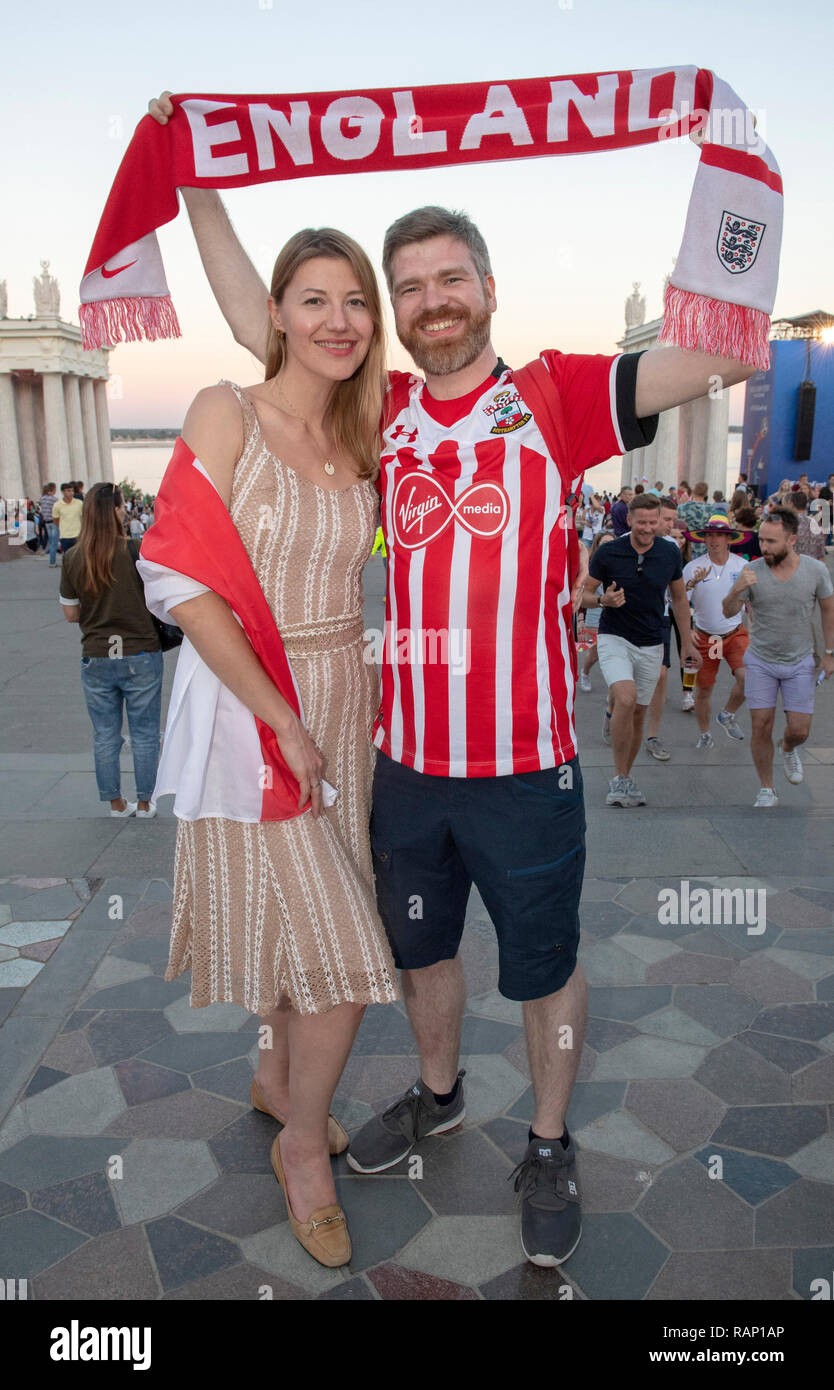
716;710;744;741
624;776;646;806
606;775;638;807
645;736;670;761
696;732;715;750
346;1071;465;1173
511;1131;582;1267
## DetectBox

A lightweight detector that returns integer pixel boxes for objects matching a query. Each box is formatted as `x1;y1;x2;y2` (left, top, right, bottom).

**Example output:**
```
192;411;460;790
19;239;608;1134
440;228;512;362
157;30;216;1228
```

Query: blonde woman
137;229;399;1268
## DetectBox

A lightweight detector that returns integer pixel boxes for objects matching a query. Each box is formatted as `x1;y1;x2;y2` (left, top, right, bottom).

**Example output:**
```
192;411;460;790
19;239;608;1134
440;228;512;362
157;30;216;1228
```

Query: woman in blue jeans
58;483;163;817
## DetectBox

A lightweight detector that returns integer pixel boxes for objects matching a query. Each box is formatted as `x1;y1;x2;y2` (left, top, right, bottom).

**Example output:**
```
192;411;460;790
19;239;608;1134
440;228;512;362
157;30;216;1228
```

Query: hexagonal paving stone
637;1007;722;1048
765;891;832;930
0;959;43;987
574;1111;676;1165
584;1018;638;1052
578;902;635;939
711;1105;827;1158
455;1055;530;1125
627;1079;726;1152
616;935;681;965
163;995;252;1033
466;990;523;1025
791;1054;834;1102
30;1170;121;1236
787;1133;834;1182
413;1128;515;1216
793;1246;834;1300
593;1036;707;1081
750;1003;834;1041
113;1138;219;1225
0;919;72;948
612;880;664;915
647;1248;791;1300
25;1067;70;1098
0;1181;26;1218
765;948;834;983
163;1260;307;1301
369;1262;478;1299
23;1068;126;1136
558;1212;669;1300
645;952;738;985
636;1157;754;1250
80;976;190;1011
87;1010;175;1066
350;1005;420;1056
88;956;150;990
397;1214;519;1287
586;986;672;1023
694;1040;791;1105
728;953;814;1006
103;1089;244;1140
480;1261;581;1299
239;1223;347;1294
113;1058;191;1107
818;975;834;1002
579;941;647;986
675;985;761;1038
12;884;84;919
736;1030;823;1074
756;1179;834;1247
145;1214;240;1291
136;1031;258;1073
209;1112;284;1175
575;1150;654;1213
693;1145;799;1206
175;1173;286;1237
33;1224;160;1300
0;1209;87;1279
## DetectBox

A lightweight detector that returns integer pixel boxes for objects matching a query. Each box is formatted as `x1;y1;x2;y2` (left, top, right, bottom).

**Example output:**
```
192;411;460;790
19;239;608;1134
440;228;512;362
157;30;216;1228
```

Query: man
147;92;761;1267
712;490;729;514
610;486;633;536
39;482;59;566
586;494;700;806
73;480;85;500
647;480;663;497
818;473;833;546
787;489;826;562
678;481;710;558
722;507;834;807
52;482;83;555
644;496;684;761
683;514;750;749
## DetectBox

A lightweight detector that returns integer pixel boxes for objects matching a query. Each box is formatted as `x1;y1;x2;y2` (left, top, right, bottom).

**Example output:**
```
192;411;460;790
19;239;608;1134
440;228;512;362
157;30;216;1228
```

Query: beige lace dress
166;380;399;1015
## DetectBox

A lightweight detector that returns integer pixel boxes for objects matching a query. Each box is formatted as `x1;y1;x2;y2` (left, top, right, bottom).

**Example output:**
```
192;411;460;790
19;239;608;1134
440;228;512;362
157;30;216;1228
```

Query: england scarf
79;67;781;369
136;439;337;821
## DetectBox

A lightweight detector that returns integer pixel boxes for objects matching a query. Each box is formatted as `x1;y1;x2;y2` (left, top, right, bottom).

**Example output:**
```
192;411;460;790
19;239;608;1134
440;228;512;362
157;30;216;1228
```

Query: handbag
127;538;183;651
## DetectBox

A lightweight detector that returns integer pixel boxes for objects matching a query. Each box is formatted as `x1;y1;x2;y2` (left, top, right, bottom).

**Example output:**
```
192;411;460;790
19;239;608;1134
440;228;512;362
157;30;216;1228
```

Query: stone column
704;388;730;500
63;375;87;482
80;377;101;484
0;373;24;501
16;378;41;496
94;379;113;483
42;372;71;484
652;405;680;490
679;398;709;488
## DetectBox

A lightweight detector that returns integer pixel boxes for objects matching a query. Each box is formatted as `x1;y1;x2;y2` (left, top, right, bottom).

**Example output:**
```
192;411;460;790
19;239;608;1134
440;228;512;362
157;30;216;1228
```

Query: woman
137;228;399;1269
58;483;162;817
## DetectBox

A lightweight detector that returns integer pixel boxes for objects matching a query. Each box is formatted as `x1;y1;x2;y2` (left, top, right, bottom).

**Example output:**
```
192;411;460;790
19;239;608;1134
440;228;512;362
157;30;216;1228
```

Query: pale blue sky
4;0;833;424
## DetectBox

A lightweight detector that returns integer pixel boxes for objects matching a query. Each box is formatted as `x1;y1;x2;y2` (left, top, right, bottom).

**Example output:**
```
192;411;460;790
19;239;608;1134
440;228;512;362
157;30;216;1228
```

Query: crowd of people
21;481;154;561
574;481;834;808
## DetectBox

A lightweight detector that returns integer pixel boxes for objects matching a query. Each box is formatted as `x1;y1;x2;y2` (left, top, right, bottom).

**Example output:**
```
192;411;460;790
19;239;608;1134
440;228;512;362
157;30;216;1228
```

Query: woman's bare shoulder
181;385;245;507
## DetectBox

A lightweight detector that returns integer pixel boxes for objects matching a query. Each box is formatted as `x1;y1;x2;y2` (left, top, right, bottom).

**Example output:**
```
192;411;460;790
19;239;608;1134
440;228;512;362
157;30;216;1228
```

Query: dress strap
217;379;259;441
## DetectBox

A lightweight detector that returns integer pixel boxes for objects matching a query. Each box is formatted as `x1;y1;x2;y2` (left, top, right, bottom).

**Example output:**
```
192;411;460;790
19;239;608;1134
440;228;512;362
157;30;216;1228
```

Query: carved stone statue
33;260;60;317
624;281;646;330
0;280;7;318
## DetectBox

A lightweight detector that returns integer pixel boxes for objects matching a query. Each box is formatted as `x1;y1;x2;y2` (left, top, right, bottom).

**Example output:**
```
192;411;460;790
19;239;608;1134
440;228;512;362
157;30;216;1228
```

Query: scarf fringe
658;285;770;371
79;295;181;351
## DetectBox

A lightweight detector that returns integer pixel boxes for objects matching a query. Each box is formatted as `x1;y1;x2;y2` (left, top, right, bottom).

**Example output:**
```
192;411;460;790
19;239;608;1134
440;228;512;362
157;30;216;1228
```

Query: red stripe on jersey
511;443;547;766
464;437;506;777
418;441;464;776
545;509;576;762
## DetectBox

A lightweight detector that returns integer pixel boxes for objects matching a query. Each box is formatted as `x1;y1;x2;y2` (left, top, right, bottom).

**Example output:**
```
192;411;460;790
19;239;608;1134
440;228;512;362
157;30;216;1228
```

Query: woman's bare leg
254;1003;292;1119
278;1001;366;1221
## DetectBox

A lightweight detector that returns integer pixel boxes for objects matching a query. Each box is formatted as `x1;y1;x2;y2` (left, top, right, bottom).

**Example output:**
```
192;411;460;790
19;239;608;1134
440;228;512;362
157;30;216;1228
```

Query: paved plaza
1;545;833;1301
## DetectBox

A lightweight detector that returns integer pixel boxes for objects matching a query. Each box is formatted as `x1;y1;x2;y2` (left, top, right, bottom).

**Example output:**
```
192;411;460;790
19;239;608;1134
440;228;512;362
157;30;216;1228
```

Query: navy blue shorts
661;615;672;669
370;752;586;1002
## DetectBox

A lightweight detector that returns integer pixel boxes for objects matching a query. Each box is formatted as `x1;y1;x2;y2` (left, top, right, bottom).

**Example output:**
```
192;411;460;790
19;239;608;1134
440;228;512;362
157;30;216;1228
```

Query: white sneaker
109;801;138;818
754;787;779;808
681;692;695;712
696;732;714;750
136;803;158;818
579;672;592;693
778;741;804;785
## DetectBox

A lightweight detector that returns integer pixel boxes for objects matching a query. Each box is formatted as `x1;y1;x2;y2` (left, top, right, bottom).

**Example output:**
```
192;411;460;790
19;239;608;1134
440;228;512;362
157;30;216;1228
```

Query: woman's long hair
263;229;388;481
76;483;125;597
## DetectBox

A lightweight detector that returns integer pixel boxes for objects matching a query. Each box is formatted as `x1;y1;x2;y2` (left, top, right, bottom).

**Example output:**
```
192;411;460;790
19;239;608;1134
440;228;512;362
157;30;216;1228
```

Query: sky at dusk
4;0;833;428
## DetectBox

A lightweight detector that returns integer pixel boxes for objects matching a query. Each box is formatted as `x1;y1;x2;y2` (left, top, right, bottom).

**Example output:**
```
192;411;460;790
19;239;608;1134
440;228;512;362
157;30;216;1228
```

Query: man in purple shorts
722;507;834;807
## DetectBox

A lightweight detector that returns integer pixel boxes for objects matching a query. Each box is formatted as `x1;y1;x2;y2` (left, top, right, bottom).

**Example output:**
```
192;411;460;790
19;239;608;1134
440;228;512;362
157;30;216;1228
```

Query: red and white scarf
79;66;782;369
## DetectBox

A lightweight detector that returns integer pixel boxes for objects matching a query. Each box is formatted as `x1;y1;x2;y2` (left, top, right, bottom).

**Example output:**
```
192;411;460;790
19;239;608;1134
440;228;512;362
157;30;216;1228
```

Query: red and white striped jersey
373;350;656;777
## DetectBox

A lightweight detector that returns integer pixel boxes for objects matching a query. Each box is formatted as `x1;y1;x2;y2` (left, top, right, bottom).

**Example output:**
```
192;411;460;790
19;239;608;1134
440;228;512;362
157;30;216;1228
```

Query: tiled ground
1;871;832;1301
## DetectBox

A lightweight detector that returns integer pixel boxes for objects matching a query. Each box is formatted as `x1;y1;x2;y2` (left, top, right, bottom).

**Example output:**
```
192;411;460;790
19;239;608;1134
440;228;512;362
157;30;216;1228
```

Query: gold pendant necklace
274;381;336;475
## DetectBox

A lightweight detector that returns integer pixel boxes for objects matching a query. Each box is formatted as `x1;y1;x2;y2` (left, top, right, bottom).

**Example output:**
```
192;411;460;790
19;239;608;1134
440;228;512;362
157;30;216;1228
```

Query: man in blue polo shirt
585;493;701;806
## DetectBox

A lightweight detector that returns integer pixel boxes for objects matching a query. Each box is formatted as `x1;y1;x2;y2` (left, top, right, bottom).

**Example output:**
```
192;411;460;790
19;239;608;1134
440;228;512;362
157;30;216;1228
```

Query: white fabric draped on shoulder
136;555;338;820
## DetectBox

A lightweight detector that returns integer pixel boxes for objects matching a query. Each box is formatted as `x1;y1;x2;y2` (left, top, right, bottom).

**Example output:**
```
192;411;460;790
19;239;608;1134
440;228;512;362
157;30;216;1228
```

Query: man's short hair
660;496;677;510
764;506;799;536
619;486;632;497
693;482;709;498
382;206;492;292
790;490;809;510
679;479;690;490
60;481;73;491
628;492;661;513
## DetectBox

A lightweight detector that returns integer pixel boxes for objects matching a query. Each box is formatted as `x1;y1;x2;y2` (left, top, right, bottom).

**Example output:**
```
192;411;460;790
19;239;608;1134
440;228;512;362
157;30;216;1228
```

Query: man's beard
763;546;790;566
398;301;492;376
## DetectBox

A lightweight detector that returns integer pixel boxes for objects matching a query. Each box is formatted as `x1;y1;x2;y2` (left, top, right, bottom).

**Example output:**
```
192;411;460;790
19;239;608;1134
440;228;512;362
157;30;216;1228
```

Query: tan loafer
270;1133;351;1267
250;1078;349;1156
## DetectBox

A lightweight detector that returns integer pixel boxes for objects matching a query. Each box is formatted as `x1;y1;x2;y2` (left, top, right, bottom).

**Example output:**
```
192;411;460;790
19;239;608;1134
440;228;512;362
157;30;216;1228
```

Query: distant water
113;436;744;501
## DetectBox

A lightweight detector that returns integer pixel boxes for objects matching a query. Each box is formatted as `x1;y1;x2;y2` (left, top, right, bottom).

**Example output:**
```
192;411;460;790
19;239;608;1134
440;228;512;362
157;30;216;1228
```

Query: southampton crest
717;211;766;274
484;389;532;435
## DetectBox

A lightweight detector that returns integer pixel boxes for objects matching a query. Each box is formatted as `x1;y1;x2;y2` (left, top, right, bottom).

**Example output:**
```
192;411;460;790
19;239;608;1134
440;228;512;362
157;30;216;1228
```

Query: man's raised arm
149;92;270;363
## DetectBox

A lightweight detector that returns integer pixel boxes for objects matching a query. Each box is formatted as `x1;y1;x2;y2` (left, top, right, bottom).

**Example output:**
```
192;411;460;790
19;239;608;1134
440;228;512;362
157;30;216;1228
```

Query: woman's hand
275;713;326;819
148;91;174;125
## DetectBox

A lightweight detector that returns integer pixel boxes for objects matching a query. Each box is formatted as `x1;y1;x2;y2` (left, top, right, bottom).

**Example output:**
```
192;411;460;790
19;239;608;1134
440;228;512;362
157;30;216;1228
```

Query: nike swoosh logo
101;259;138;279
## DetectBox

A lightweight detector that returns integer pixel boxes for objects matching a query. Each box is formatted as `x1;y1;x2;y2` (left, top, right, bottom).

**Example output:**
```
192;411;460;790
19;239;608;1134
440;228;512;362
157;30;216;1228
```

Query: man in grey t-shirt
723;508;834;807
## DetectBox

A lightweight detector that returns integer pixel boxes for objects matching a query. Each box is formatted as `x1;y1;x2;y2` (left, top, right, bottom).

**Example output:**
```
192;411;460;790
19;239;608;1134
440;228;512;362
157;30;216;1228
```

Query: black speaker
793;381;816;461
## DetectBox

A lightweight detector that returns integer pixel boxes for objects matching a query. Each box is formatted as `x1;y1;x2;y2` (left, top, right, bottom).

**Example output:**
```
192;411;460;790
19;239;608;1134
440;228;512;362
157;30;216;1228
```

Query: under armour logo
390;425;419;443
391;472;511;550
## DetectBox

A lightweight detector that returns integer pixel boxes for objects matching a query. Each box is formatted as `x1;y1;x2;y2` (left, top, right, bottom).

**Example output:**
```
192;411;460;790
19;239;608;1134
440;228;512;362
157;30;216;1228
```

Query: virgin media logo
391;473;510;550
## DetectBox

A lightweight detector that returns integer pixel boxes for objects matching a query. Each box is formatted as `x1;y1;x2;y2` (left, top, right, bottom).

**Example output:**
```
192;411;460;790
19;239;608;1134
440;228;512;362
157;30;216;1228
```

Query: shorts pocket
501;841;585;959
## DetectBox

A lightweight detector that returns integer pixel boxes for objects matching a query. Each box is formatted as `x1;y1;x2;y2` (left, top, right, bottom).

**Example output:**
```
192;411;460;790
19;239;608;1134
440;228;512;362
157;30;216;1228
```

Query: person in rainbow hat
682;512;753;748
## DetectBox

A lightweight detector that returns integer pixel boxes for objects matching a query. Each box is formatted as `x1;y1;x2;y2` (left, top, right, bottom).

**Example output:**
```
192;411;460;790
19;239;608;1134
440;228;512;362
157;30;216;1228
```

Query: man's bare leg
781;709;812;752
750;707;776;785
401;957;466;1094
647;664;668;739
609;679;637;777
524;964;588;1138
